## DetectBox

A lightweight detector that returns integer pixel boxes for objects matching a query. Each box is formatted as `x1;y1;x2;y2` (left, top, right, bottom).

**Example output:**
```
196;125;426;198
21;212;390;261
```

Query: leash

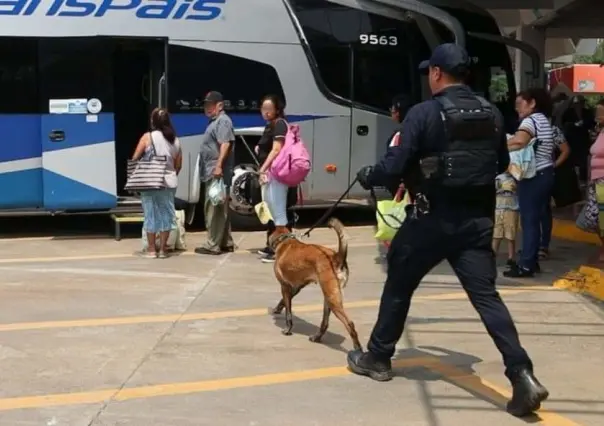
301;177;359;237
301;180;409;238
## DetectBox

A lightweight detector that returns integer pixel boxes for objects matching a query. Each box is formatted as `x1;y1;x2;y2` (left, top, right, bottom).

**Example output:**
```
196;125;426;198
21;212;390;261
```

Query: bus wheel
229;208;263;231
229;164;263;231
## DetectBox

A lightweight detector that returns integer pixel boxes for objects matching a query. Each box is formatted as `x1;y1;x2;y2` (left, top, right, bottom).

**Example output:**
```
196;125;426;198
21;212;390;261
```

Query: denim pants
517;167;554;270
265;187;298;246
540;202;553;250
264;178;289;226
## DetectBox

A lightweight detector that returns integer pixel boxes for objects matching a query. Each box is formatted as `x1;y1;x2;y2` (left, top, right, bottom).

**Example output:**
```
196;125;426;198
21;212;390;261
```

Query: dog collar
270;233;297;250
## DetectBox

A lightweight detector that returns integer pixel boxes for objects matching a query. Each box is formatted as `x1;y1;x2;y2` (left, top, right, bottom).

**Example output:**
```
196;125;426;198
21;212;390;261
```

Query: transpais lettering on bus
0;0;225;20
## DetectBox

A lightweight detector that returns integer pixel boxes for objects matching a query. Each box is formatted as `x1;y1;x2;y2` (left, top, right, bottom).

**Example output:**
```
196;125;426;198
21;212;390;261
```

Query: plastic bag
142;210;187;251
254;185;273;225
207;177;226;206
374;191;410;242
174;209;187;250
508;139;537;181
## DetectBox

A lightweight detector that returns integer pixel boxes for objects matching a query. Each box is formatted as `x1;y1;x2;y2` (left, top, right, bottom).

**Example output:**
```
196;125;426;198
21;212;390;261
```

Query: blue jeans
540;202;552;251
517;167;554;270
264;178;289;226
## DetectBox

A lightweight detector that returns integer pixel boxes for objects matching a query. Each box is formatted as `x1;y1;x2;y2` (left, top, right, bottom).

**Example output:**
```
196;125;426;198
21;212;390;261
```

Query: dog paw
309;334;322;343
281;329;292;336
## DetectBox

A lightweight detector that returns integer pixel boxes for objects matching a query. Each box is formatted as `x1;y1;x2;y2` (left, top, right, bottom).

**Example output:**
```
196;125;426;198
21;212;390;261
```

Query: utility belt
419;153;497;187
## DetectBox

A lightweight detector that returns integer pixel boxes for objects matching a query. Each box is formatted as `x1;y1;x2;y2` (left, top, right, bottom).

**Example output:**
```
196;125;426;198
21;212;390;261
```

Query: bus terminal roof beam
533;0;604;38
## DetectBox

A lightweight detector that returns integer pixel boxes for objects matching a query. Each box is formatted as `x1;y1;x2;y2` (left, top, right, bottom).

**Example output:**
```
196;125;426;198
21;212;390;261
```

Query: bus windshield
288;0;435;112
288;0;517;126
433;5;517;129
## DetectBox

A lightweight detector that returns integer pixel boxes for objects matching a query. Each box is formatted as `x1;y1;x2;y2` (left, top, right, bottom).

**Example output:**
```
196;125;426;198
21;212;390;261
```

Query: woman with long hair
504;88;555;277
256;94;296;263
131;107;182;258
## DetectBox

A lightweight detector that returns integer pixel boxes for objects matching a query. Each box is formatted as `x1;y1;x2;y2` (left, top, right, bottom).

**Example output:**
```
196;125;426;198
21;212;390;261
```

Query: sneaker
257;247;274;257
503;264;535;278
261;254;276;263
158;251;168;259
194;246;222;256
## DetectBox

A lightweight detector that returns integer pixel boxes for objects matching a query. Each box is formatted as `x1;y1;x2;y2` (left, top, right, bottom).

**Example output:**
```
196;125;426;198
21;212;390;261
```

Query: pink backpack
269;124;311;186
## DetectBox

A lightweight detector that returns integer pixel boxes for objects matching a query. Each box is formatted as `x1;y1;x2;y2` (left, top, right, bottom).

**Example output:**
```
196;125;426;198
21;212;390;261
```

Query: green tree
573;39;604;65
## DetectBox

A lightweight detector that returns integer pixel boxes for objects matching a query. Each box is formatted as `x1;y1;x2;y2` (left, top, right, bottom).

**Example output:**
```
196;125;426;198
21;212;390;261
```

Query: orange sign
549;64;604;94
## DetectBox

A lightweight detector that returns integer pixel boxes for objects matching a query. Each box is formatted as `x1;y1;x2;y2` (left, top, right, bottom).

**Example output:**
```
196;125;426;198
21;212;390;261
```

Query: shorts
494;209;519;241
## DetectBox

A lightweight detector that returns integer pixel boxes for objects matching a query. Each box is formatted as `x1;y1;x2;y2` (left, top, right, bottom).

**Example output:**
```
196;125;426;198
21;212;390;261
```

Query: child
493;172;519;266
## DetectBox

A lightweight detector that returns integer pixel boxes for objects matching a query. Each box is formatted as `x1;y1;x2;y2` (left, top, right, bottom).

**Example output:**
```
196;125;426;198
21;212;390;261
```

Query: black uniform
349;44;548;418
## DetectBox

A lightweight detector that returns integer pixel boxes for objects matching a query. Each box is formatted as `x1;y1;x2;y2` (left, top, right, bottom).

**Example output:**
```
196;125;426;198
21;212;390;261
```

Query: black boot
347;349;393;382
506;368;549;417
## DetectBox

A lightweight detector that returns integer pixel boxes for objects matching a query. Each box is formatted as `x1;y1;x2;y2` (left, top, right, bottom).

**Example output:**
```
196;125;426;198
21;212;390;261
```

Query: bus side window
167;44;285;114
0;39;38;114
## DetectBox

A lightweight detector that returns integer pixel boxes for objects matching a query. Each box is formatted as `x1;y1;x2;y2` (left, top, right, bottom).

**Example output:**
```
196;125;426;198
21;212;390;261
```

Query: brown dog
268;218;362;350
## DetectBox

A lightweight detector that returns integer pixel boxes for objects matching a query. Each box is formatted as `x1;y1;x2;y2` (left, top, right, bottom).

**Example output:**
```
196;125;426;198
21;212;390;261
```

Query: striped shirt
518;113;555;171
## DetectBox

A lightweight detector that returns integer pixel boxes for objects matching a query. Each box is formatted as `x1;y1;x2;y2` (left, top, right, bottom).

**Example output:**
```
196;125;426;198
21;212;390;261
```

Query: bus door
112;37;168;201
340;0;465;197
38;37;117;211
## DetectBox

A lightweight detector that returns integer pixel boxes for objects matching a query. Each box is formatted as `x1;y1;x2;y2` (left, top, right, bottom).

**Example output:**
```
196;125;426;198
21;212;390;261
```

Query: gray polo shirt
199;111;235;184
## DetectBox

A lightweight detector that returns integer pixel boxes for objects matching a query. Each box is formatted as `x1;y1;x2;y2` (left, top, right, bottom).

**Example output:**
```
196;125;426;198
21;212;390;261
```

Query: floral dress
576;128;604;234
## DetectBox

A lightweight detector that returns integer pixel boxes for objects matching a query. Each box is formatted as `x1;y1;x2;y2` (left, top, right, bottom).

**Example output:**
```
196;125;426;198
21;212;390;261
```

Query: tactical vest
420;95;499;188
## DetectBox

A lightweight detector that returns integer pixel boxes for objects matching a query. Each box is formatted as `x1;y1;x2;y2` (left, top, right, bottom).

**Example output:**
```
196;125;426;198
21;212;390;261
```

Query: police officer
347;44;549;418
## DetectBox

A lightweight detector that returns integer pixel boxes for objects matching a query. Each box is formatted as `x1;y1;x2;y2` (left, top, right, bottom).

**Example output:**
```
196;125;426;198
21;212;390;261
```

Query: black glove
356;165;374;190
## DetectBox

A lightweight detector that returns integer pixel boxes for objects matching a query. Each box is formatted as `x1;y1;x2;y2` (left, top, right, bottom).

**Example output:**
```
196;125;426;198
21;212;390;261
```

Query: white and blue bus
0;0;540;227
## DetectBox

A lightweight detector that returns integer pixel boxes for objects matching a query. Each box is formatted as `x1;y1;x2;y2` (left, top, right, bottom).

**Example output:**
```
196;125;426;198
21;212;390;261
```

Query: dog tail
328;217;348;268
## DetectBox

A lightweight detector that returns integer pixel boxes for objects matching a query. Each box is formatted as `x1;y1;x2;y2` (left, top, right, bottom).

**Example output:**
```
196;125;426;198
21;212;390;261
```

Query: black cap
418;43;469;77
203;91;224;103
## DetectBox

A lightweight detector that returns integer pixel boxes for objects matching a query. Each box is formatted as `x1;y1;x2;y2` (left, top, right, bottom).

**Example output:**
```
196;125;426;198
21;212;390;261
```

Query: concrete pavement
0;226;602;426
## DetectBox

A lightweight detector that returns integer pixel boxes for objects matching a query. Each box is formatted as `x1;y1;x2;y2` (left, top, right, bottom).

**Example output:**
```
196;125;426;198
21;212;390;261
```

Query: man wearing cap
194;91;236;255
348;44;549;417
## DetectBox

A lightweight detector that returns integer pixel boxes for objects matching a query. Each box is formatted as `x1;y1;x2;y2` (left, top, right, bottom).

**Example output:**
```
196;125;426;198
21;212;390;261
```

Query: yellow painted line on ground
0;253;132;264
0;357;432;411
552;219;600;245
427;358;582;426
0;356;580;426
0;286;551;333
0;242;379;264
